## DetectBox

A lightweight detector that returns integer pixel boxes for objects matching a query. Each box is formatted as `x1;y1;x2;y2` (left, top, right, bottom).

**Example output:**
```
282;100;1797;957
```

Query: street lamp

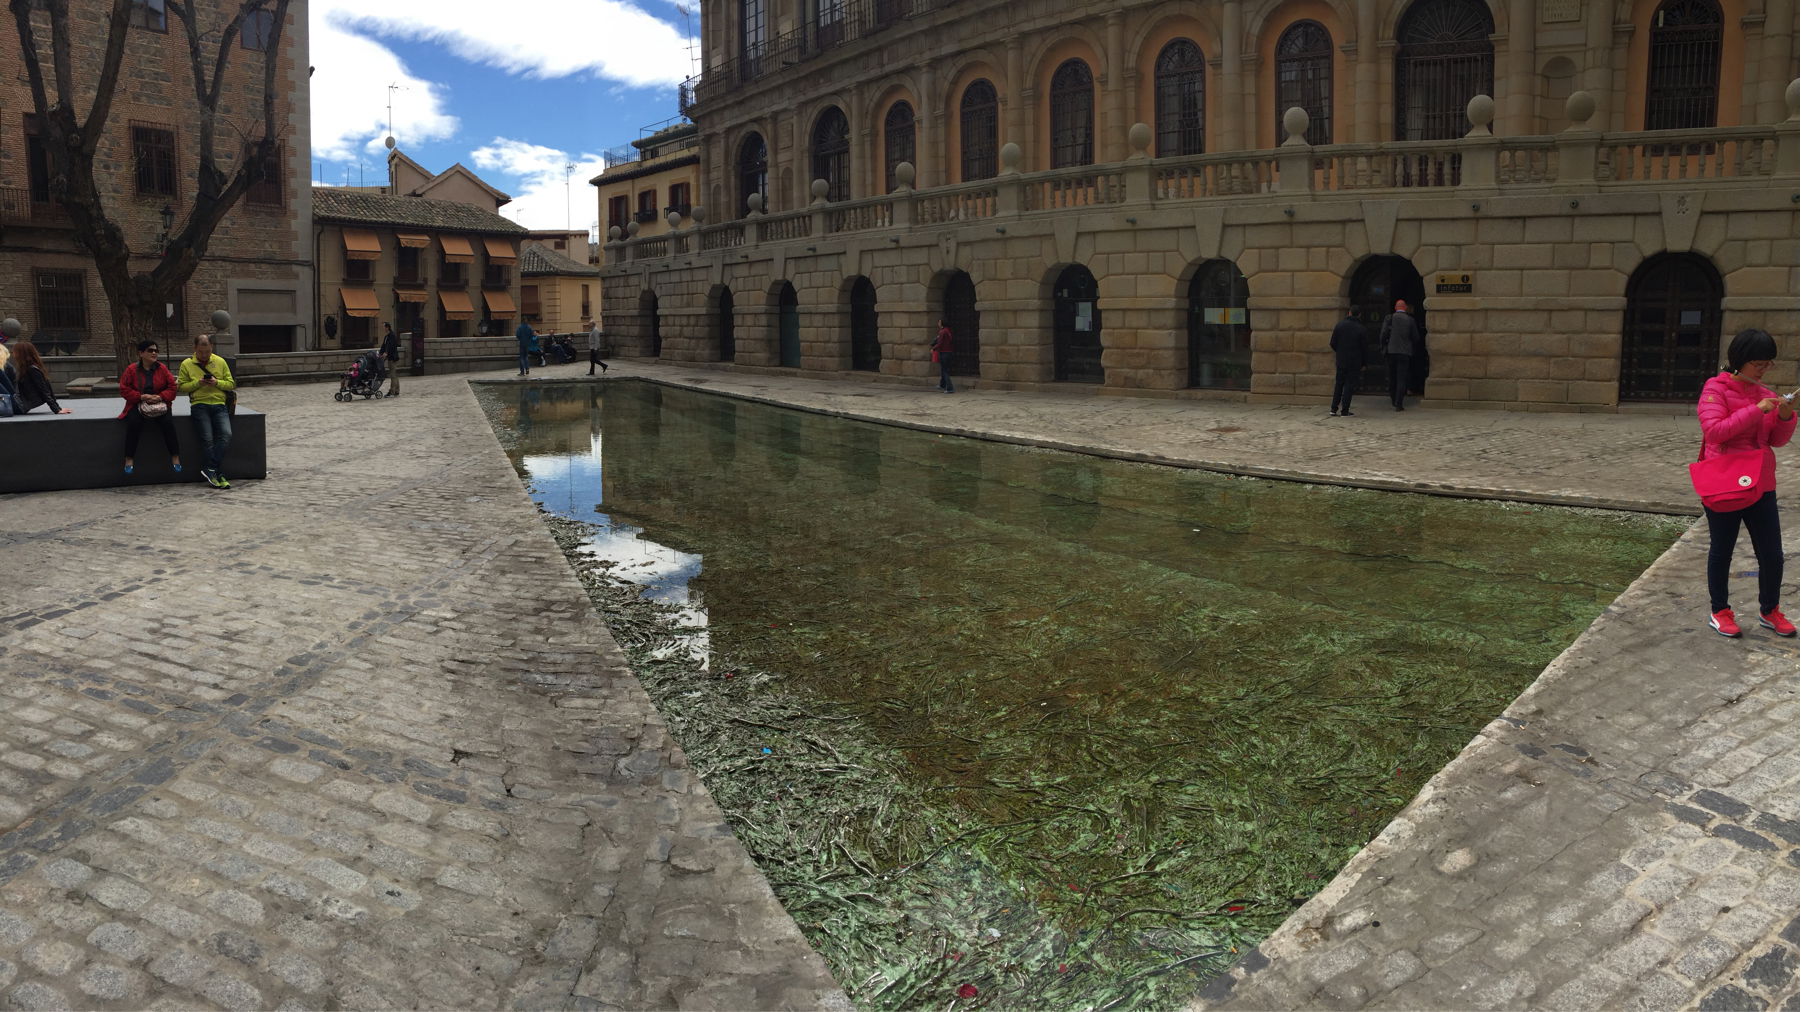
157;204;174;254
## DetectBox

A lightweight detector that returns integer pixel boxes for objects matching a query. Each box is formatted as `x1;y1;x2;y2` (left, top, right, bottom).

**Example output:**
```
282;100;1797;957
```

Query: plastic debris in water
761;748;772;755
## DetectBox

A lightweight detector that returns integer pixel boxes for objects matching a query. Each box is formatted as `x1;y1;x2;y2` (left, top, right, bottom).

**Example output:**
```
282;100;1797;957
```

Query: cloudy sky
310;0;696;233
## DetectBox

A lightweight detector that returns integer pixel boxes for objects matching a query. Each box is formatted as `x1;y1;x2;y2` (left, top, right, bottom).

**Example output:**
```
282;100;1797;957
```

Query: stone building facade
0;0;311;357
520;240;602;335
596;122;702;258
603;0;1799;409
313;188;526;350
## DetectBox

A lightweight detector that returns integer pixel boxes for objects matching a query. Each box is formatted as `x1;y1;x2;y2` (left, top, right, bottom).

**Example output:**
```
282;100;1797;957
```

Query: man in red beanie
1378;299;1420;411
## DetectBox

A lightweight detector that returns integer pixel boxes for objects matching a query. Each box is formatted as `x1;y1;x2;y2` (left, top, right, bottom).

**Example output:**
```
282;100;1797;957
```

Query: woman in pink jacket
1697;328;1796;637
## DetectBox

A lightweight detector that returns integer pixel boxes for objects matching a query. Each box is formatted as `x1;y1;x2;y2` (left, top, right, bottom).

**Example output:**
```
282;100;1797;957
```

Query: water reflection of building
602;0;1797;410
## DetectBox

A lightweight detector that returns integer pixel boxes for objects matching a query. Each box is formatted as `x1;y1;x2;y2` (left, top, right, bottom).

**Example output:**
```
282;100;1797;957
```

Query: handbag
0;392;12;417
1689;445;1774;512
138;399;169;418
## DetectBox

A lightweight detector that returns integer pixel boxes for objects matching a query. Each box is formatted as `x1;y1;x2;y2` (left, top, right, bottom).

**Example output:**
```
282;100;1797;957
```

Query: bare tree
8;0;292;372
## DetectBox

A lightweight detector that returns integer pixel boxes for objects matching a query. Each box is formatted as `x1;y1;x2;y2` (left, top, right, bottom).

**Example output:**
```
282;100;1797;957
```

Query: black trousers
1331;367;1359;413
1387;354;1411;408
589;349;605;374
1705;490;1784;614
123;410;179;458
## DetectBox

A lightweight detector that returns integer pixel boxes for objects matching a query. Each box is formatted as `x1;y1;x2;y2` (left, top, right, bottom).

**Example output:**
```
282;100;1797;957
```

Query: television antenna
386;82;408;150
565;162;576;231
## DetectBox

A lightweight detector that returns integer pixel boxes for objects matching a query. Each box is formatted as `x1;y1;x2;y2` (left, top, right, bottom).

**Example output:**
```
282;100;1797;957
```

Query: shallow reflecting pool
482;380;1687;1009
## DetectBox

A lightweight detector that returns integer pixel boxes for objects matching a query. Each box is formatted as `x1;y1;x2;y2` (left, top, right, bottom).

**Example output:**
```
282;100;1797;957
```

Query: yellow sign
1435;272;1474;295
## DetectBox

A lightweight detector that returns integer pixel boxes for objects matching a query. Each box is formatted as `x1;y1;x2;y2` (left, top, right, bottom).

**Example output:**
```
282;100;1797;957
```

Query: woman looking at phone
1696;328;1796;638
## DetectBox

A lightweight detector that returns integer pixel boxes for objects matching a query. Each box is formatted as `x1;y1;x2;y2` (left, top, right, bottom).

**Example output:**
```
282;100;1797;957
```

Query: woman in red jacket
119;339;182;476
1697;328;1796;637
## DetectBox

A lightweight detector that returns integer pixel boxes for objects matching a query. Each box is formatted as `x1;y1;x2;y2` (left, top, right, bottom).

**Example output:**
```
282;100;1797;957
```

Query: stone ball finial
626;220;640;238
1466;94;1495;131
0;318;20;339
210;310;231;331
691;205;706;224
607;225;622;242
894;161;915;189
1127;122;1151;157
1787;79;1799;121
1565;90;1597;128
999;142;1022;173
811;178;830;200
746;192;764;214
1282;106;1311;144
667;210;682;229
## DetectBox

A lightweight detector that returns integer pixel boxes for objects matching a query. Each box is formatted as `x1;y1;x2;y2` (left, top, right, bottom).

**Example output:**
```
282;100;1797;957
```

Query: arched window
1645;0;1721;130
1049;59;1094;168
960;80;999;181
1154;40;1206;156
812;107;850;202
737;132;767;217
1394;0;1494;141
739;0;767;78
884;101;916;193
1275;21;1333;144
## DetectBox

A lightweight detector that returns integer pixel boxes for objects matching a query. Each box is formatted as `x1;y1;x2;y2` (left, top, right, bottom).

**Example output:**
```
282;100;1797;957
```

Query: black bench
0;398;266;494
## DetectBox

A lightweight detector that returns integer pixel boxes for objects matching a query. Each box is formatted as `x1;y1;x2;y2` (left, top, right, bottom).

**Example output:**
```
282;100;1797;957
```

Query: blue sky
310;1;698;233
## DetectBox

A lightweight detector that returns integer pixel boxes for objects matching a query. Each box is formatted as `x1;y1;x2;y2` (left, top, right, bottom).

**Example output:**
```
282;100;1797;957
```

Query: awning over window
342;228;382;261
396;233;431;248
482;237;517;265
483;289;517;316
394;288;428;304
440;235;475;264
341;288;380;317
439;290;475;320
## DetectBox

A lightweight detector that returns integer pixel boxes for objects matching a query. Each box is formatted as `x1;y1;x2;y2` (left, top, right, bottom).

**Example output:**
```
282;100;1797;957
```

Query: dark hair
136;339;159;353
1727;328;1778;372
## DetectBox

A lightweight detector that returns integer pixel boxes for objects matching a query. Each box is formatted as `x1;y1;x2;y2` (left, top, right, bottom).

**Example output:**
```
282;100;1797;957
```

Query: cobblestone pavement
0;368;848;1010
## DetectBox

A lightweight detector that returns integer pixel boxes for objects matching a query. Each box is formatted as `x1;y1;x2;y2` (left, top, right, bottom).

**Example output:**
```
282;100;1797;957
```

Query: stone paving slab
0;369;848;1011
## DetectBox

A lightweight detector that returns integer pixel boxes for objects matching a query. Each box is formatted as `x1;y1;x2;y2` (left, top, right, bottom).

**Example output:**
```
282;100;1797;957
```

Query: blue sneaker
123;464;134;475
172;462;182;473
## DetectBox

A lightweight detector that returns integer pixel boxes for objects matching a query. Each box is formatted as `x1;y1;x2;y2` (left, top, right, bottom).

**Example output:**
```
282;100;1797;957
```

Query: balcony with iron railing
606;90;1801;267
688;0;931;108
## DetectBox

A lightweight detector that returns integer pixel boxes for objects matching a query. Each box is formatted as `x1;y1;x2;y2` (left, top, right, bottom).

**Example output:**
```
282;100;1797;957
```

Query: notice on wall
1435;272;1475;295
1075;302;1093;332
1540;0;1581;22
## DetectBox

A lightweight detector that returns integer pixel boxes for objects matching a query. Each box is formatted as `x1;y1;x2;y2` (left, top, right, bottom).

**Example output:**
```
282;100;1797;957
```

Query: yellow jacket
177;355;236;406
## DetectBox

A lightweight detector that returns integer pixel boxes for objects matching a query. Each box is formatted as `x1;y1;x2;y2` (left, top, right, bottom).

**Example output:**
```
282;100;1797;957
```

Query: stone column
1757;0;1796;123
1502;0;1535;134
1005;36;1026;163
1356;0;1379;142
918;63;940;188
1581;4;1614;130
1219;0;1242;150
1103;12;1127;162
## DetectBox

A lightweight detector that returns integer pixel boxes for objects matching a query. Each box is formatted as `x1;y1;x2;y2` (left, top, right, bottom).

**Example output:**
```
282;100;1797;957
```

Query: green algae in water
484;381;1690;1009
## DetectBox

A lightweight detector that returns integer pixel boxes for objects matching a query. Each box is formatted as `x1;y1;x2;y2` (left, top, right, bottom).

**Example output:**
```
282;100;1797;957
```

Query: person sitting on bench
120;340;182;476
10;340;71;415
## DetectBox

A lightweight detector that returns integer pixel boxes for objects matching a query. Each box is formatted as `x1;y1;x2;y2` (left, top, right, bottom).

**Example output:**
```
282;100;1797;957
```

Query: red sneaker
1759;609;1797;637
1709;609;1742;637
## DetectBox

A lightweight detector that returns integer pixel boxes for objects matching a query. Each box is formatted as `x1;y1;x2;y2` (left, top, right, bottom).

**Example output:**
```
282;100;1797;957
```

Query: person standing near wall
1378;300;1419;411
1328;309;1367;417
932;320;955;394
380;323;401;397
516;320;536;377
178;334;237;489
588;321;608;376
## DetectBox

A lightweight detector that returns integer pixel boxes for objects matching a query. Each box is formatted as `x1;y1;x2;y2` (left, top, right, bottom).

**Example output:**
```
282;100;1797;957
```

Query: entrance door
1621;252;1721;402
1186;259;1252;389
850;277;880;371
1348;256;1426;393
943;272;981;376
1053;265;1103;383
717;287;735;362
778;282;801;368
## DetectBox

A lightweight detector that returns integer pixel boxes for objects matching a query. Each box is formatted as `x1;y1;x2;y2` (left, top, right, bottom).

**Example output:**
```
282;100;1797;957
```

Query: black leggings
1705;491;1784;614
123;410;179;459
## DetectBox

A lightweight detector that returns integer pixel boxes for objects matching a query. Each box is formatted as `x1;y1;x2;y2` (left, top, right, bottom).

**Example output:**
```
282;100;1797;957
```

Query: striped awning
396;233;431;248
440;235;475;264
341;288;380;318
439;290;475;321
483;289;517;315
342;228;382;261
394;288;428;304
482;237;517;265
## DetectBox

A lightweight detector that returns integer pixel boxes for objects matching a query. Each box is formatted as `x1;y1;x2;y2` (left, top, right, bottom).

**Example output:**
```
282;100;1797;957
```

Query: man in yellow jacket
178;334;237;488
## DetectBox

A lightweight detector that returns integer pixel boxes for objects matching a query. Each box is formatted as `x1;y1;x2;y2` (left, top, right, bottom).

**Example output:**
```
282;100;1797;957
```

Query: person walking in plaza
1696;328;1796;638
119;340;181;476
588;321;608;375
178;334;236;488
8;341;70;415
516;320;536;376
1378;300;1419;411
379;322;401;397
1328;309;1367;417
932;319;955;394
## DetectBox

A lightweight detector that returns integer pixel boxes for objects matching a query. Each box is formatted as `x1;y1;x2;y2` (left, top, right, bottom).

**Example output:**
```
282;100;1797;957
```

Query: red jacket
931;326;953;363
1698;372;1796;461
118;362;177;419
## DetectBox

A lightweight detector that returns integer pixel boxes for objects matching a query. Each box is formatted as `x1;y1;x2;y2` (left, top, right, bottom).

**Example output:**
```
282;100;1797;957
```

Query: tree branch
80;0;135;155
7;1;53;125
45;0;72;109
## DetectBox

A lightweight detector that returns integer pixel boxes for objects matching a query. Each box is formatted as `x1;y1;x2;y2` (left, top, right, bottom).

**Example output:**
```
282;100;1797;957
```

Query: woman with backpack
119;339;182;477
9;340;72;414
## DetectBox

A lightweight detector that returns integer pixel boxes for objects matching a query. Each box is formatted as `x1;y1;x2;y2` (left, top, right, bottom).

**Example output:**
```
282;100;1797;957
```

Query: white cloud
472;138;609;232
310;3;459;164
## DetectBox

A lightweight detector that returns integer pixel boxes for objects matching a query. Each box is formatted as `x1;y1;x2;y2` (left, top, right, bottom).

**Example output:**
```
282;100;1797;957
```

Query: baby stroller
333;349;386;401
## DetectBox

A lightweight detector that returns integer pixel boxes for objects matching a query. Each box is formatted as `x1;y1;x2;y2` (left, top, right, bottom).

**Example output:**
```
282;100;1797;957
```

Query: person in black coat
1328;311;1367;416
1378;300;1421;411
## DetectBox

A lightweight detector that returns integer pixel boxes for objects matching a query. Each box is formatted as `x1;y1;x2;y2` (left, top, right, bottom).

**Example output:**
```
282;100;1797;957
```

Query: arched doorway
849;277;880;371
1348;256;1426;393
1053;265;1103;383
1621;253;1722;402
1185;259;1252;389
715;287;735;362
943;271;980;376
777;282;801;368
639;290;661;357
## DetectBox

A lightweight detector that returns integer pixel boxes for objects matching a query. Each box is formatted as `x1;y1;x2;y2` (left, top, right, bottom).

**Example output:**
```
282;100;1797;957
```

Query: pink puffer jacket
1697;372;1796;461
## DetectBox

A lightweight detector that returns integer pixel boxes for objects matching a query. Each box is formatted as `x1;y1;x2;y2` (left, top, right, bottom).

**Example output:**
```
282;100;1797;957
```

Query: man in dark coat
1328;310;1367;416
1378;300;1420;411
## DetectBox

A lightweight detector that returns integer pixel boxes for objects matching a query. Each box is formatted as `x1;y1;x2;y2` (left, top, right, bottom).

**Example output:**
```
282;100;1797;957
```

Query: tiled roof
520;244;600;276
312;187;529;235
